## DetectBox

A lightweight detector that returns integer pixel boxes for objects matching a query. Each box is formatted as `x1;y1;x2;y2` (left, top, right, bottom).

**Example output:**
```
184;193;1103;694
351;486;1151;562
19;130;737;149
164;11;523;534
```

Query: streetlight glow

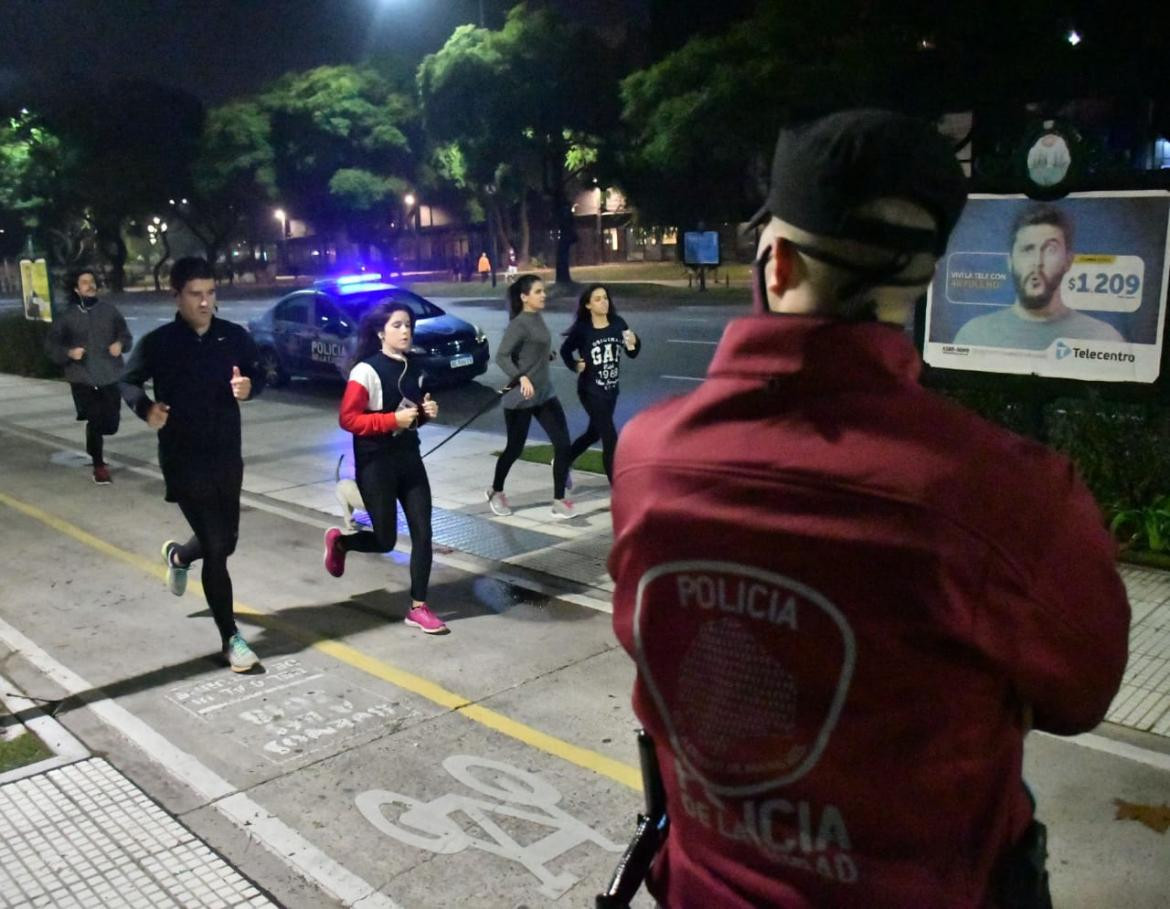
1067;29;1082;46
274;209;286;222
404;193;416;207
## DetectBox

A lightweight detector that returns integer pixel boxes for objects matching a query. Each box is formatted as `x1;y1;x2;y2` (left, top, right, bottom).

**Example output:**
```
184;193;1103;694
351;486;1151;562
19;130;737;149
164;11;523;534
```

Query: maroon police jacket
609;314;1130;908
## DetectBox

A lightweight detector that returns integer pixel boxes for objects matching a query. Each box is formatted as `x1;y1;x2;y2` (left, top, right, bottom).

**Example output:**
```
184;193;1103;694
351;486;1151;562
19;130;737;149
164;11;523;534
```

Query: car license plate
450;355;473;368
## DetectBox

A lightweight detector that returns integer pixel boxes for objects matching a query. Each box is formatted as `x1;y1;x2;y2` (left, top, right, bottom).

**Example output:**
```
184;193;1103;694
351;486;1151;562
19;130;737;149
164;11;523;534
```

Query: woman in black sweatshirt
559;283;640;483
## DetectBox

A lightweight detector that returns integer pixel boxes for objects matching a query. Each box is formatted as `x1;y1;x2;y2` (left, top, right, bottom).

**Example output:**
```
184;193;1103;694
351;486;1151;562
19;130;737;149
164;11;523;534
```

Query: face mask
751;248;771;315
80;294;99;307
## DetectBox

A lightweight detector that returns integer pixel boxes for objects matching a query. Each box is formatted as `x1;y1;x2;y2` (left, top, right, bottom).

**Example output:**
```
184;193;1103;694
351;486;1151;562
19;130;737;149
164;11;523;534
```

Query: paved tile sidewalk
1109;564;1170;736
0;758;274;908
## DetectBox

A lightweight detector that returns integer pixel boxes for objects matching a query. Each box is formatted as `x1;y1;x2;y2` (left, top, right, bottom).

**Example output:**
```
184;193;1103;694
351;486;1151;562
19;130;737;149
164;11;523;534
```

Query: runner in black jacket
559;283;640;483
120;257;265;672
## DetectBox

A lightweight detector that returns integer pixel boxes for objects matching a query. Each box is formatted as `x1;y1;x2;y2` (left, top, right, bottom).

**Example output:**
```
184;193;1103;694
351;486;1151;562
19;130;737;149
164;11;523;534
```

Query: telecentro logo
1055;341;1072;360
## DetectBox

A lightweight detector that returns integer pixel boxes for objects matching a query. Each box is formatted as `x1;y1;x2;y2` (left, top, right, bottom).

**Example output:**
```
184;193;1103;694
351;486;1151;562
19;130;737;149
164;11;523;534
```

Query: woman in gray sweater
486;274;576;519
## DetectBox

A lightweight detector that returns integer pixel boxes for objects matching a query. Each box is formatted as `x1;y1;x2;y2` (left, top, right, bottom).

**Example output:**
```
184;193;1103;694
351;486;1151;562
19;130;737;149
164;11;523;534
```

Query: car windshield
335;289;444;322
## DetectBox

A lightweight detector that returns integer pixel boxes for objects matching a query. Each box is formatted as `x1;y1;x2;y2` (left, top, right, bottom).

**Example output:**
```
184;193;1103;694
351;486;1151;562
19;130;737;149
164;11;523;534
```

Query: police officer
609;110;1130;908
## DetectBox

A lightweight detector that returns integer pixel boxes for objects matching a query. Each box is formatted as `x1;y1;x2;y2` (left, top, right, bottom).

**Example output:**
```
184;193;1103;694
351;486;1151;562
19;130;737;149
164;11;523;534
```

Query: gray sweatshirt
45;297;133;387
495;311;557;410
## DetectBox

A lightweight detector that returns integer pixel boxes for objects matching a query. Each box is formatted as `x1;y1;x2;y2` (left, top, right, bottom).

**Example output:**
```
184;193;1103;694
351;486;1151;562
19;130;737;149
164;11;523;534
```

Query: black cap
747;109;967;256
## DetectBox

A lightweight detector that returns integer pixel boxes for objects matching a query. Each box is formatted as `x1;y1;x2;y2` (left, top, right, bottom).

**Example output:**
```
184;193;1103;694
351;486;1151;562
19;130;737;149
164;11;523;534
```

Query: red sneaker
93;465;112;485
323;527;346;577
404;604;448;634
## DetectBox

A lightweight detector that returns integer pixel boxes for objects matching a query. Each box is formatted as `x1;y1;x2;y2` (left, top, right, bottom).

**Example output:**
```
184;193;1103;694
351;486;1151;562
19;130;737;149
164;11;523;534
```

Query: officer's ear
769;236;796;296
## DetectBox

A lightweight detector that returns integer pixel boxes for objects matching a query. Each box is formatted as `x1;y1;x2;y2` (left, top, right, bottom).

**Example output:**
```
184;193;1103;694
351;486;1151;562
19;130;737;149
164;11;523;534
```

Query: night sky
0;0;650;105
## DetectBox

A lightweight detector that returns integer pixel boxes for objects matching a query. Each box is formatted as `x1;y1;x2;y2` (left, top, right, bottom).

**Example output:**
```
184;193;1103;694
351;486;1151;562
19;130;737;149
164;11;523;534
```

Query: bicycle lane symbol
356;755;625;899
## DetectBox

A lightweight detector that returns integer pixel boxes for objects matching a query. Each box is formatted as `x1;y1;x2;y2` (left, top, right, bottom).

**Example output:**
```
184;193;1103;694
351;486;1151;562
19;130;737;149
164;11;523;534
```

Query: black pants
70;383;121;467
173;472;242;647
342;449;433;602
492;398;571;499
569;387;619;483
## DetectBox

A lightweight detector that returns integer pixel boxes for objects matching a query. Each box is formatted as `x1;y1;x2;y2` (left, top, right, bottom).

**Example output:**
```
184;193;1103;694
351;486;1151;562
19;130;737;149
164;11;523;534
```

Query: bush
941;386;1170;552
1046;393;1170;513
0;313;59;378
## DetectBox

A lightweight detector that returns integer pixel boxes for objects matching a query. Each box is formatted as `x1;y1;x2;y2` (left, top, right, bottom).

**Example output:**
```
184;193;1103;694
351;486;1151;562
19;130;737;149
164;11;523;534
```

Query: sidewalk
2;369;1168;723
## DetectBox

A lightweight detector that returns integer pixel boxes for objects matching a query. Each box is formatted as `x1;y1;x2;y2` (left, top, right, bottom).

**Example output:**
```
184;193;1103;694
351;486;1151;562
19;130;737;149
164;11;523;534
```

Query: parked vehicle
248;275;490;388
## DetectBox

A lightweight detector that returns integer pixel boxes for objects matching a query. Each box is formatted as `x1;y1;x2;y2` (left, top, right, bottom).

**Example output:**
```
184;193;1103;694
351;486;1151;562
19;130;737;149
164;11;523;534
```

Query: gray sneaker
224;634;259;673
551;498;578;519
486;489;513;516
161;540;187;597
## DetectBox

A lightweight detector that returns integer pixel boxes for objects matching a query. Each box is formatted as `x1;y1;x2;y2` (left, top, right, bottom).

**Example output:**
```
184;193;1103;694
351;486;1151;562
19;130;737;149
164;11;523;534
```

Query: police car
248;275;490;388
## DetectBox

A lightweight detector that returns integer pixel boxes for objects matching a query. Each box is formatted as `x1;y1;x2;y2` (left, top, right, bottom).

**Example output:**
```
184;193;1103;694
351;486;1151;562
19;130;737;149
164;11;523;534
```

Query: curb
0;670;89;784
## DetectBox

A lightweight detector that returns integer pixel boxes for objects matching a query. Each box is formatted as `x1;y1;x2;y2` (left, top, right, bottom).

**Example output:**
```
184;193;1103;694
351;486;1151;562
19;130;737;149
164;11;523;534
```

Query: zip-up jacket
560;315;641;396
120;314;264;481
339;352;430;463
45;297;133;387
610;314;1130;909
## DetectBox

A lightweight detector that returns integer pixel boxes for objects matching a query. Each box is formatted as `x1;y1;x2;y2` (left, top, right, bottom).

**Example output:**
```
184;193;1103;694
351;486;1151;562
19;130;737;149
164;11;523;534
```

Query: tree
261;65;418;265
48;80;204;289
171;100;277;275
0;110;73;256
620;1;1170;226
419;4;622;283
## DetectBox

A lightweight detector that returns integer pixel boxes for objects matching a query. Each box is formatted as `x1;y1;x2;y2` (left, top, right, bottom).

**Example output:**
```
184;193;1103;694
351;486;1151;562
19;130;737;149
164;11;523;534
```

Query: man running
120;257;265;672
45;268;132;484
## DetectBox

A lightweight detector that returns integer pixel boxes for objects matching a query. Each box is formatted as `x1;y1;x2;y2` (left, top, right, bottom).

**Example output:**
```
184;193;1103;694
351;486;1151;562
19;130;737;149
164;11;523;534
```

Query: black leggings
342;449;433;602
569;388;618;483
71;383;121;467
174;483;241;646
492;398;571;499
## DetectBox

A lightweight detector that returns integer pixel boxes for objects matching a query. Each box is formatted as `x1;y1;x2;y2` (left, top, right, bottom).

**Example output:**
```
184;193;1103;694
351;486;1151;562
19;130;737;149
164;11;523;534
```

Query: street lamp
402;194;419;269
147;217;170;290
274;208;289;272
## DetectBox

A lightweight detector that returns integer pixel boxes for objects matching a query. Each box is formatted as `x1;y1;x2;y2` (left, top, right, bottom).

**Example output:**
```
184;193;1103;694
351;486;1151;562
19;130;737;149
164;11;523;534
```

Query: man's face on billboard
1010;223;1071;310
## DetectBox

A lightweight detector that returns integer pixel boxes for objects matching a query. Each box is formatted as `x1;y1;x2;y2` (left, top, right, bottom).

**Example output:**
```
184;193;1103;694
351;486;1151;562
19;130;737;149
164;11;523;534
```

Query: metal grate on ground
1108;565;1170;737
392;504;564;562
0;758;274;908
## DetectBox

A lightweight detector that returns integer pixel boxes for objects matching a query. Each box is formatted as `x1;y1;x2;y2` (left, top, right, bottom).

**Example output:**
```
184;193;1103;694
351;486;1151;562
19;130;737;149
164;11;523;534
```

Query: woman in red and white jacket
322;302;447;634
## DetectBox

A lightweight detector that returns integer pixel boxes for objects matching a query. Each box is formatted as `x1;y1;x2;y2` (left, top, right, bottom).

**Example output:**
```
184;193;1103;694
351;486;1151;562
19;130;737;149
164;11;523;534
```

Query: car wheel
258;348;288;387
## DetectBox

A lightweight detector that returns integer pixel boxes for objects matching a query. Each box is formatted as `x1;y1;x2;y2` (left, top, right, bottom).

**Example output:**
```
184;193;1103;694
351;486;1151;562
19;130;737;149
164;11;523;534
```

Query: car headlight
474;324;486;344
408;344;427;356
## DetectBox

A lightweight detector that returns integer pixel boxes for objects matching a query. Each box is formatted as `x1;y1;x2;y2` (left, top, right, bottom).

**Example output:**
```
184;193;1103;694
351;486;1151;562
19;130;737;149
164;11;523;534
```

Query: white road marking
0;617;403;909
661;374;704;382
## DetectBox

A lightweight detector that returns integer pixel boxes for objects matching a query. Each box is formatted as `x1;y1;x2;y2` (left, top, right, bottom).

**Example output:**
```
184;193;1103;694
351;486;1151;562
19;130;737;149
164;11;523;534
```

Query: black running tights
492;398;571;499
342;449;433;602
569;389;618;483
174;488;241;646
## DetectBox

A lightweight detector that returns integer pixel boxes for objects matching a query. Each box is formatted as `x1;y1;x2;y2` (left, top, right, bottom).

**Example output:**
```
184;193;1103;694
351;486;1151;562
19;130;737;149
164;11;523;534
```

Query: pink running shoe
323;527;346;577
404;604;448;634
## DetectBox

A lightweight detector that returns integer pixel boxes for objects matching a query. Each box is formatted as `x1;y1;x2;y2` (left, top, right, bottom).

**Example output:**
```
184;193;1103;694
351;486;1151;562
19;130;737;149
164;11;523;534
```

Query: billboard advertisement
20;257;52;322
683;230;720;266
924;192;1170;383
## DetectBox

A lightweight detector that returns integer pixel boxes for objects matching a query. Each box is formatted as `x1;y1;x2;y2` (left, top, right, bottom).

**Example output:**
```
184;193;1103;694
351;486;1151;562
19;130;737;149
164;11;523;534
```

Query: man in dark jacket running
45;269;132;485
120;257;265;672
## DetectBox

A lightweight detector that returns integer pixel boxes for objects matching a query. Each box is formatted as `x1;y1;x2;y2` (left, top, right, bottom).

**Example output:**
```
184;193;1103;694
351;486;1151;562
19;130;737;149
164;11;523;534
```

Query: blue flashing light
336;273;381;285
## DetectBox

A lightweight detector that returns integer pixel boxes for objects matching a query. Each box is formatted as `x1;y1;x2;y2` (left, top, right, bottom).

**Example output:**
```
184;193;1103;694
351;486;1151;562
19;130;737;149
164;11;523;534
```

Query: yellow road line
0;490;641;791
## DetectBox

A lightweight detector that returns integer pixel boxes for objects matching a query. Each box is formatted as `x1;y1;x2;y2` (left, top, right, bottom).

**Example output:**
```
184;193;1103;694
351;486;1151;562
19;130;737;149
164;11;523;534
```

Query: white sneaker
486;489;513;516
224;634;259;673
161;540;188;597
551;498;578;519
